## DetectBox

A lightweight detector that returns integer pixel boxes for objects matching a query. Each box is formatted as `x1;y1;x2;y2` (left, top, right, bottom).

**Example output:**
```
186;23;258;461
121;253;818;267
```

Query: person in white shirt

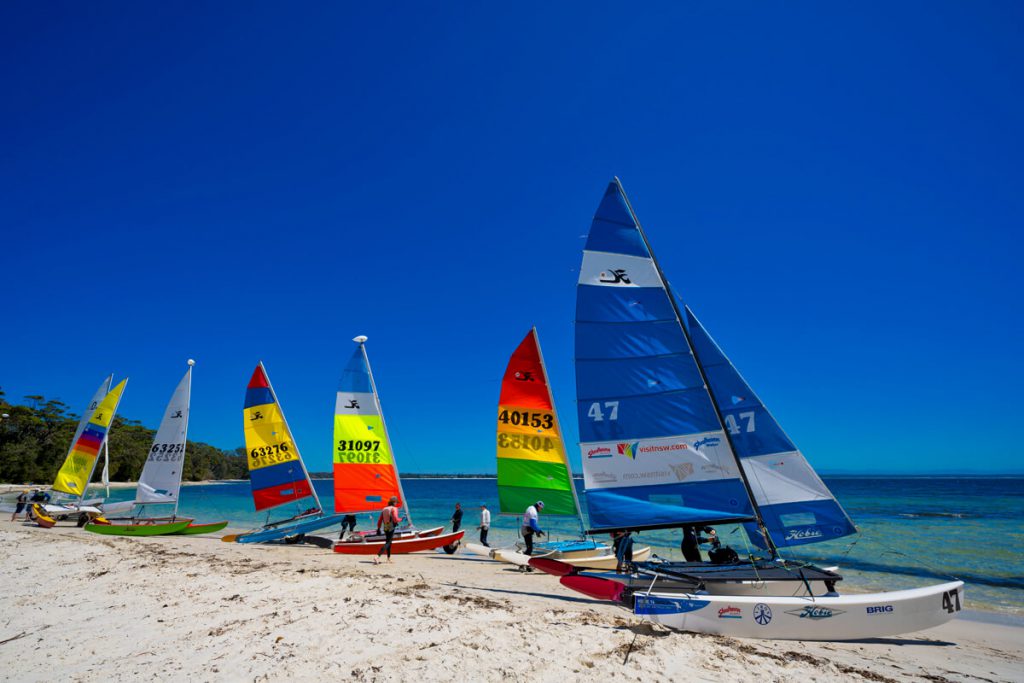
478;503;491;547
521;501;545;555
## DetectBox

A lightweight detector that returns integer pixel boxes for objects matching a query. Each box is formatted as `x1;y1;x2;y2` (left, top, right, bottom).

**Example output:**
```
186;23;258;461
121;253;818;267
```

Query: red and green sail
496;329;578;517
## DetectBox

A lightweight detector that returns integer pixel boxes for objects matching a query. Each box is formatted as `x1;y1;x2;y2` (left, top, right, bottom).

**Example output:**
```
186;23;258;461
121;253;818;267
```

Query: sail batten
496;329;581;522
575;180;755;532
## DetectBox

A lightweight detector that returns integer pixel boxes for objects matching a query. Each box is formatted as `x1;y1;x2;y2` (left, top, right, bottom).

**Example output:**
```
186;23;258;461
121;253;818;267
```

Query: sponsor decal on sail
693;437;720;450
587;446;612;459
617;442;640;459
718;606;742;619
635;595;709;616
669;462;694;481
592;472;617;484
786;606;845;620
785;527;824;541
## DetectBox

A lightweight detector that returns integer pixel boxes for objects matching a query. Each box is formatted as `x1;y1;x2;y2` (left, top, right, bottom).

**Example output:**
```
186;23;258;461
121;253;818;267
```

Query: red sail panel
499;330;553;411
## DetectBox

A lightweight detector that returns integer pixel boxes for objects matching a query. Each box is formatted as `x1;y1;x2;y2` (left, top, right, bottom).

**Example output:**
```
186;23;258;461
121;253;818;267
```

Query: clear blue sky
2;3;1021;474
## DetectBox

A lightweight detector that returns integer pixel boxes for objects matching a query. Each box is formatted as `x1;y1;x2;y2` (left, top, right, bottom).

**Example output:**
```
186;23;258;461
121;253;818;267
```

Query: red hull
333;530;464;555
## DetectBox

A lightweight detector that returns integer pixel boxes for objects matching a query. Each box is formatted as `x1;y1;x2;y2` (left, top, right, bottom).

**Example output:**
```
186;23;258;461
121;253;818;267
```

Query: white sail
135;364;192;506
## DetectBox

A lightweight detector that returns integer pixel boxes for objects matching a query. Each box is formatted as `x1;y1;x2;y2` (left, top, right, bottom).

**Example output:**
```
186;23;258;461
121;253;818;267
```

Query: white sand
1;522;1021;682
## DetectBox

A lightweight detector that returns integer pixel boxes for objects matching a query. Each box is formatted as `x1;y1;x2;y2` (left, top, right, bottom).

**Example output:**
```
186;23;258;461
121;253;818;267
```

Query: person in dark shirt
615;530;635;573
680;524;717;562
450;503;463;533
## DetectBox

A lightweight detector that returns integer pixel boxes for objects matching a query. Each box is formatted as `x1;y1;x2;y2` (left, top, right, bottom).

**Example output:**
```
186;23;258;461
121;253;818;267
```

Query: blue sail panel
586;481;753;530
339;348;372;393
575;179;756;531
685;306;857;548
575;320;691;359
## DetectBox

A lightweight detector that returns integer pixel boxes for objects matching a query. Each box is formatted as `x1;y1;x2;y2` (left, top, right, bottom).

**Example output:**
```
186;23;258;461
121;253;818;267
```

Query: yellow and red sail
53;378;128;496
496;329;577;516
333;344;401;513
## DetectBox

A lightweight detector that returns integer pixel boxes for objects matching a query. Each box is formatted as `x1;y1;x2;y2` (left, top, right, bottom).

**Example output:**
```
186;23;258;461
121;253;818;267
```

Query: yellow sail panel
53;379;128;496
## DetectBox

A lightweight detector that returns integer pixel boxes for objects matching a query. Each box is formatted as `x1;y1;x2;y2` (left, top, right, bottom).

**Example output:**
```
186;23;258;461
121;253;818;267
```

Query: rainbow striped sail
53;378;128;497
243;363;315;512
333;340;403;515
496;329;580;519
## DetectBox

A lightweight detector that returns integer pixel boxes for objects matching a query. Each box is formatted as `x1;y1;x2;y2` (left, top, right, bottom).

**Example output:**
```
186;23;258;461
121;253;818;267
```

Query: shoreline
1;521;1021;682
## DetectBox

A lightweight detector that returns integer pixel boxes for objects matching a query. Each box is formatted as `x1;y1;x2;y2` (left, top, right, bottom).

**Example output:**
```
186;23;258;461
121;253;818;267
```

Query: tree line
0;387;249;484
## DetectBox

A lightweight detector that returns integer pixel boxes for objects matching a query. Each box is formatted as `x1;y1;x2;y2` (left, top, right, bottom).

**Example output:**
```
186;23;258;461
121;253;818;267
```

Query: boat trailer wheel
442;541;460;555
284;533;306;544
77;513;89;527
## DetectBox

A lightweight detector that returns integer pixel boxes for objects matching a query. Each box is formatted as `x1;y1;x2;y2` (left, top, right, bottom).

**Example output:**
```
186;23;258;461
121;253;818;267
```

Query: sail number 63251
587;401;619;422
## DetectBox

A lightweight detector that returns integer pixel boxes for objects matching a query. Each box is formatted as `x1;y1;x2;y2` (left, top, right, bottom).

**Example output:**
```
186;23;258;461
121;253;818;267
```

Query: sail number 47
941;589;962;613
587;401;619;422
724;411;756;434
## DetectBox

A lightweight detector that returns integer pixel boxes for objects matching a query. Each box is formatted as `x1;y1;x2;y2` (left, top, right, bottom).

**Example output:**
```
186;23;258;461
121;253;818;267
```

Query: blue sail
685;306;857;548
575;180;755;532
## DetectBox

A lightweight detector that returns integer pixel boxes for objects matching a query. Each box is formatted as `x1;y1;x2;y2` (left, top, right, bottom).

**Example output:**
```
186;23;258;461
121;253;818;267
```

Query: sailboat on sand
85;361;227;536
529;178;964;641
222;362;346;544
467;328;650;569
36;377;129;527
333;336;463;555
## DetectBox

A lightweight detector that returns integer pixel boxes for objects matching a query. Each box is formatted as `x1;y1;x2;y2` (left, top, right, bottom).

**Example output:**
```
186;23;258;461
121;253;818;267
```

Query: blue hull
236;513;347;544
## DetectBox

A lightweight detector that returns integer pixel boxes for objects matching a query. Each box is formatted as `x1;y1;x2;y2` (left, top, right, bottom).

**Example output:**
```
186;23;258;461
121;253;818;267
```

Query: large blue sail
685;306;857;548
575;179;755;531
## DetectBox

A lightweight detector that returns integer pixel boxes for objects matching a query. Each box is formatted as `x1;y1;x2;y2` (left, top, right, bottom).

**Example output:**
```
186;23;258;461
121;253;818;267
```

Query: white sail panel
136;366;191;504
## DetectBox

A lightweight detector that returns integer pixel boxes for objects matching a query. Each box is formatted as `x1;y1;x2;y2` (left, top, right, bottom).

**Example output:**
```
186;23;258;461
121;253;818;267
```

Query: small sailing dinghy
222;363;346;544
476;328;649;568
39;377;129;526
528;178;964;640
85;361;227;536
333;337;464;555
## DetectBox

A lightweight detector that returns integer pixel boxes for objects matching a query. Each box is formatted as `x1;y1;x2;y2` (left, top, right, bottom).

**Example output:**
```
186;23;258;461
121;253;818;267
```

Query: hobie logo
693;437;720;450
250;411;264;421
785;528;823;541
587;447;612;458
617;442;640;459
171;410;183;419
599;269;631;284
513;371;535;382
866;606;894;614
718;606;742;619
786;606;844;619
345;399;360;409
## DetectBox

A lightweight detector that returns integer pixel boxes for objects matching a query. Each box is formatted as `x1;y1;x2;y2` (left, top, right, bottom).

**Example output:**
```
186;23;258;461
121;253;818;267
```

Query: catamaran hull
174;520;229;535
490;545;651;568
230;513;348;544
84;519;194;536
333;530;465;555
628;581;965;641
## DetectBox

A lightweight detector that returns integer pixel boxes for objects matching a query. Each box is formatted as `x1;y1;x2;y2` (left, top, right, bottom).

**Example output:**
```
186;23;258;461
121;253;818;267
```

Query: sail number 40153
498;410;553;430
587;401;619;422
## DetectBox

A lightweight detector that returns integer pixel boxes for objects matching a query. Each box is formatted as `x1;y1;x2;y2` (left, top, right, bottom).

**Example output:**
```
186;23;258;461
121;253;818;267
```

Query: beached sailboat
529;178;964;640
85;361;227;536
333;336;463;555
222;363;346;544
39;377;128;525
468;328;649;568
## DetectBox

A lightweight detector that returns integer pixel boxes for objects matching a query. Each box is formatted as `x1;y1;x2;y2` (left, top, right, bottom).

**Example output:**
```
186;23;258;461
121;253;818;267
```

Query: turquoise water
92;476;1024;615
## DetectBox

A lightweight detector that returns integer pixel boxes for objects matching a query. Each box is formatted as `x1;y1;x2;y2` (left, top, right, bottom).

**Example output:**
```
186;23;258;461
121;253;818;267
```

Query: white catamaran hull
633;581;965;640
488;545;652;568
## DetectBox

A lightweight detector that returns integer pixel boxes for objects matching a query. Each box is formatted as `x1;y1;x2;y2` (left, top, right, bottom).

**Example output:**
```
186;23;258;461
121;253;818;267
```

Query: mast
355;336;414;528
174;360;194;519
102;440;110;498
613;177;779;557
260;361;324;514
81;378;128;506
532;327;586;538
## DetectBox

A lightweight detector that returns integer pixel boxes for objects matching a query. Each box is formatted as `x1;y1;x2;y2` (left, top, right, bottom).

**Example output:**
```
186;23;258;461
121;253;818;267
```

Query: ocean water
93;476;1024;616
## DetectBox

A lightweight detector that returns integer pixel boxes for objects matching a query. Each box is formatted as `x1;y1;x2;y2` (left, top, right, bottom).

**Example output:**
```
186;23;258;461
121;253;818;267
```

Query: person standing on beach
450;503;463;533
11;490;28;521
521;501;545;555
339;514;357;539
680;524;716;562
615;530;635;573
375;496;403;564
478;503;491;547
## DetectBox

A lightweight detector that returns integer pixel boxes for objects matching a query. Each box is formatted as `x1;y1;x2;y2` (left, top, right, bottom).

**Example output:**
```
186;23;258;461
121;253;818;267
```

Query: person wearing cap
477;503;491;547
521;501;545;555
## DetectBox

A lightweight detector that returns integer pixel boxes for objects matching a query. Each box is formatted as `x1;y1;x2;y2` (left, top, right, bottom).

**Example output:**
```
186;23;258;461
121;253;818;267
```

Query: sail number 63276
587;401;619;422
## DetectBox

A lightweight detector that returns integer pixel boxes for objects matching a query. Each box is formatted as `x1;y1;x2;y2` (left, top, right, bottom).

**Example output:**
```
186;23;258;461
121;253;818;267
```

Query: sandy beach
0;522;1020;682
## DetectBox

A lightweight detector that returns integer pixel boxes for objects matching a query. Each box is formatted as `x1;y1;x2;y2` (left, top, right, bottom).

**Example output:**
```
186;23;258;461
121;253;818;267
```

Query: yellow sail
53;379;128;496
